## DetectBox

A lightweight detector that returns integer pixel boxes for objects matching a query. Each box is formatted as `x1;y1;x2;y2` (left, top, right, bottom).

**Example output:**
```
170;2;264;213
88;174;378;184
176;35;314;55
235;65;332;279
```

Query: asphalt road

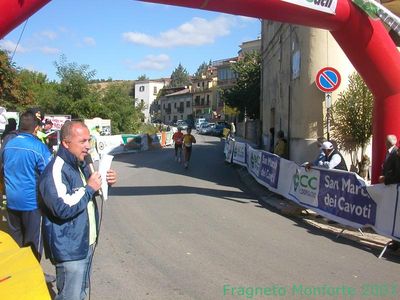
42;134;399;300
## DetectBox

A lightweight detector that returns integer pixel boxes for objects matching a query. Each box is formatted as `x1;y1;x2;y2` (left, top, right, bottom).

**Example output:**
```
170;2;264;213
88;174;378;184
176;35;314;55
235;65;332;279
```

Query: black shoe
387;241;399;251
44;273;56;283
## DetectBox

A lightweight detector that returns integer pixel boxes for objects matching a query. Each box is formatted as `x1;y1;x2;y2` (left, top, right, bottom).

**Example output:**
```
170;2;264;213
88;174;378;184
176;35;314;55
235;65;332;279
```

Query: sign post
316;67;341;140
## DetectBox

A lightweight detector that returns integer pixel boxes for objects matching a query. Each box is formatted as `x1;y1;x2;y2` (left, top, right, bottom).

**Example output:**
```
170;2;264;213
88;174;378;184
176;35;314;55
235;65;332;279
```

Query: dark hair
44;119;53;125
7;118;17;130
26;107;44;122
18;112;40;133
1;118;17;141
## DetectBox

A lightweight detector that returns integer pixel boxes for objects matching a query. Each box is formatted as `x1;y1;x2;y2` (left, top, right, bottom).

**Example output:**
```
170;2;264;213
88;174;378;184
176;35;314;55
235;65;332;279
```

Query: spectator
378;134;398;183
0;118;18;169
357;154;371;180
274;130;288;159
1;118;17;144
2;111;52;262
230;122;236;138
269;127;275;153
379;135;400;252
317;141;348;171
303;137;326;169
37;119;55;150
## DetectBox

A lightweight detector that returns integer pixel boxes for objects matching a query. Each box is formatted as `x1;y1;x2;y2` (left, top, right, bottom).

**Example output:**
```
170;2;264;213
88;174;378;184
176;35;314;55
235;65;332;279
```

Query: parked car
177;121;188;130
199;123;215;135
211;124;226;136
195;118;207;131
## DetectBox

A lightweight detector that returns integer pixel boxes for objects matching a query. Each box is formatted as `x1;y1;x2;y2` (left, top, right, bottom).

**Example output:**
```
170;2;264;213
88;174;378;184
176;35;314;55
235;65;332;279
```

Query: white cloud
127;54;171;71
0;40;28;53
122;15;234;48
40;30;58;40
39;46;61;54
83;37;96;46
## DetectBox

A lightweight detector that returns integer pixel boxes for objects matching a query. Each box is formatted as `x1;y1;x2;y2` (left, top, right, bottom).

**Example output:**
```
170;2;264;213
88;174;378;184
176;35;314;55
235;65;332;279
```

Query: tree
17;69;59;113
222;52;261;121
193;60;211;78
169;63;190;88
0;50;35;110
100;82;144;134
54;55;96;102
137;74;149;81
331;72;373;167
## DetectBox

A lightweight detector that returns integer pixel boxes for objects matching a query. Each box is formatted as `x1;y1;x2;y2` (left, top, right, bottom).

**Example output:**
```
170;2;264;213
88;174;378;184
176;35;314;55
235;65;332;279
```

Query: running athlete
172;127;184;162
182;127;196;169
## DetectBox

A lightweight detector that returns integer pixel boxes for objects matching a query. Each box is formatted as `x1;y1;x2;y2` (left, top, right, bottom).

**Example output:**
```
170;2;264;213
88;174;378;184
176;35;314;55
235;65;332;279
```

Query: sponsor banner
232;142;247;166
149;134;161;148
394;186;400;239
122;134;148;152
289;168;320;207
45;115;71;130
247;145;262;178
367;183;400;239
318;169;376;225
226;142;400;241
96;135;124;156
282;0;338;15
353;0;400;36
225;139;234;163
259;152;280;189
165;131;174;146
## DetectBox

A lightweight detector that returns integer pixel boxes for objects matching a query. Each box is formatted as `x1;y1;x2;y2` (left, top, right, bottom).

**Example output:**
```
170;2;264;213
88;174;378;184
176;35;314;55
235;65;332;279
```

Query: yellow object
223;128;230;138
0;231;50;299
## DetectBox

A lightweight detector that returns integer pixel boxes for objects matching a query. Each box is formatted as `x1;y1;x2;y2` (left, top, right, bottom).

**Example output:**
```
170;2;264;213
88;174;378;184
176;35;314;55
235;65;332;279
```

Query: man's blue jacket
3;132;51;210
39;145;98;263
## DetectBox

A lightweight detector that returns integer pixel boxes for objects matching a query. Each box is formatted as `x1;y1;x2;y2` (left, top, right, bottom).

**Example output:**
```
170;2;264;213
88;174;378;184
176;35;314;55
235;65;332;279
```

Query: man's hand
106;169;117;186
304;162;312;171
378;175;385;183
87;171;102;191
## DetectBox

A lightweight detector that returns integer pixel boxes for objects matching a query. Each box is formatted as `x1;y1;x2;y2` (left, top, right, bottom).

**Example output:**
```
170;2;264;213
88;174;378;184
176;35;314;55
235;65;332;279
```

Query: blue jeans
55;244;95;300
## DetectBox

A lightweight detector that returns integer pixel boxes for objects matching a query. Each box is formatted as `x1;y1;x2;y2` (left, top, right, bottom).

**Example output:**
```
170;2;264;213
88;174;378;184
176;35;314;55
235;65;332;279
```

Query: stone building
261;22;357;166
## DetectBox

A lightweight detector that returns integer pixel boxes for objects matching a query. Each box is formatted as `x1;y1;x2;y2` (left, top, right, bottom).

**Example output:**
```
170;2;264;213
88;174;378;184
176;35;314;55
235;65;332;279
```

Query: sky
0;0;261;82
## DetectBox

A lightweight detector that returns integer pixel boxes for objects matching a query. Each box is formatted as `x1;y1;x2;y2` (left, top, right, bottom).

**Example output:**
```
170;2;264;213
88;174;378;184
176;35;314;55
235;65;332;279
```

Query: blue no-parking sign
316;67;341;92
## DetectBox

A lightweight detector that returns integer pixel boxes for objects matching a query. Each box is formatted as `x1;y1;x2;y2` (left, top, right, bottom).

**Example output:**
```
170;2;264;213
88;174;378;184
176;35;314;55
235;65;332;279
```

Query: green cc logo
293;172;317;191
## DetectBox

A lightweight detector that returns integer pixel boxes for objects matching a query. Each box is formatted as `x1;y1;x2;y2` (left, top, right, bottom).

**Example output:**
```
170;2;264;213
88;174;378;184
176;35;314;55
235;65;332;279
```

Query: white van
195;118;206;130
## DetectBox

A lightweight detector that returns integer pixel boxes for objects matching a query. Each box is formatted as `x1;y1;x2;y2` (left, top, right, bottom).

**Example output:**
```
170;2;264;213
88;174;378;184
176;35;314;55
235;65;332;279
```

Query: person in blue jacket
2;111;52;260
39;120;117;300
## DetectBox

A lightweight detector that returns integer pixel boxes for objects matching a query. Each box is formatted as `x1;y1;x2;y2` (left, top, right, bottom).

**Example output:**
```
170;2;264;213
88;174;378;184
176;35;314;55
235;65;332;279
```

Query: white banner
232;142;247;166
226;139;400;242
282;0;338;15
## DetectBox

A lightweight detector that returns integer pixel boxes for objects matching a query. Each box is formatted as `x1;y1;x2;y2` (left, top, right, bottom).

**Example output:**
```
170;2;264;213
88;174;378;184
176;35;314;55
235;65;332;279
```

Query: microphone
84;154;103;198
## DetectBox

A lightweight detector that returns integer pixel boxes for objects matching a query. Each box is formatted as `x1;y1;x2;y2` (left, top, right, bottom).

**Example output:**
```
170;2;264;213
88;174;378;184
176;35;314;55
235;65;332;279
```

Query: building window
174;103;177;108
186;101;190;108
153;86;157;94
139;86;145;92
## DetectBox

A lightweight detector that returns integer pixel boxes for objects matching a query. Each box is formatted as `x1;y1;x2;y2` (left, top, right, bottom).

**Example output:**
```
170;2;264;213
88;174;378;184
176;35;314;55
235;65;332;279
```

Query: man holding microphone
39;120;117;300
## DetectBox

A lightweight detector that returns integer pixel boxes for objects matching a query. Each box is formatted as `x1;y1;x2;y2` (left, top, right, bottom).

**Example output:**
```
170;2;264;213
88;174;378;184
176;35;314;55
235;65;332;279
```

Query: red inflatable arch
1;0;399;183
